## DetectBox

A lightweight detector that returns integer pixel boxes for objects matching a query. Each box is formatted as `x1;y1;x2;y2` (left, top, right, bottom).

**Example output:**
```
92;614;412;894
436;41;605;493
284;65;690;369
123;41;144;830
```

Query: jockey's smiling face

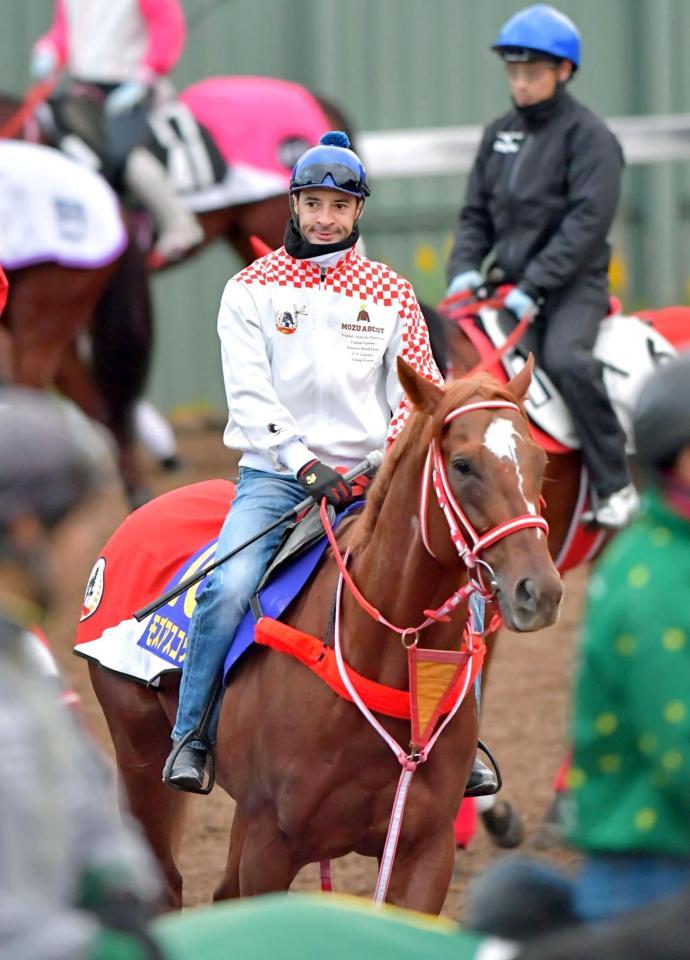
293;188;362;245
505;58;572;107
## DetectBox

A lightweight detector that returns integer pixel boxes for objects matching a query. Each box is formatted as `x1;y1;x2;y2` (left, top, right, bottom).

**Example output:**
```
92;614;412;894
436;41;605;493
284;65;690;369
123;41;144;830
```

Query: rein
317;397;549;903
438;286;531;377
320;398;549;642
0;81;54;141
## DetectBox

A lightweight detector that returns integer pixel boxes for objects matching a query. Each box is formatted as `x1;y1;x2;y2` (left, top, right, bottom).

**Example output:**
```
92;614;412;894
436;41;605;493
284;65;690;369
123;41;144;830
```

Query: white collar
305;247;352;269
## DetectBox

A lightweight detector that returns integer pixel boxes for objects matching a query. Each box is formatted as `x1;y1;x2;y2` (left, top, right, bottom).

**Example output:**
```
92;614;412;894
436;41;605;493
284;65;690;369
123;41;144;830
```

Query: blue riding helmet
290;131;370;199
492;4;581;70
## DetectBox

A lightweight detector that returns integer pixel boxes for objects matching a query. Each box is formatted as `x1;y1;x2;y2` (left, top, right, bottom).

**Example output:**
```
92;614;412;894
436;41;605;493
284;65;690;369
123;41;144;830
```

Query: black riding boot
162;743;207;792
465;753;499;798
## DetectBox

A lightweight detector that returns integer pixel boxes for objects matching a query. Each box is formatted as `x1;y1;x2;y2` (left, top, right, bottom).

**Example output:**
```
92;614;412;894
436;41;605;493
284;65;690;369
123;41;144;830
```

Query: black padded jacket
446;87;623;298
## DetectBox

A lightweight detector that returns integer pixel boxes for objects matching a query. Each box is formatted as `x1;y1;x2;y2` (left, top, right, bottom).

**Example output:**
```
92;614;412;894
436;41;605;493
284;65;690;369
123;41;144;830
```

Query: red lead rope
0;81;55;141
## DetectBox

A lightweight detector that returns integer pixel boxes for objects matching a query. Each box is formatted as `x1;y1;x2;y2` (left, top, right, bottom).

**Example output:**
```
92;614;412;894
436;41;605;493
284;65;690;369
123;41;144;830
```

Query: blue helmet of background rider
492;4;581;71
290;131;370;200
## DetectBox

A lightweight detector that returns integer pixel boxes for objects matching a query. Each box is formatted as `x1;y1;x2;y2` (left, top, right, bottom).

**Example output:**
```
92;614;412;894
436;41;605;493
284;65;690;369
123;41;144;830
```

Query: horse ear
397;356;443;414
506;353;534;402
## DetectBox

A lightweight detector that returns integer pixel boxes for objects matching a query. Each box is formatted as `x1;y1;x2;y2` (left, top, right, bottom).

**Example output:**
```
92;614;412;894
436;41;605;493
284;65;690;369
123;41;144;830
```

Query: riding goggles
290;162;370;198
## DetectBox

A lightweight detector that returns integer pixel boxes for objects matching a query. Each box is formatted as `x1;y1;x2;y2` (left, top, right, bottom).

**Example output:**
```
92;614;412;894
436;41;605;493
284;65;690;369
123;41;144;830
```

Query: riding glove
447;270;482;297
105;80;150;116
30;47;58;81
504;287;538;323
297;459;353;506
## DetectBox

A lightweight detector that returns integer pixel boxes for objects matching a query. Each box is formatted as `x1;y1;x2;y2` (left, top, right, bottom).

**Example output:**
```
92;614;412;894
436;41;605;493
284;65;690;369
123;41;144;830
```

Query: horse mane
350;373;524;554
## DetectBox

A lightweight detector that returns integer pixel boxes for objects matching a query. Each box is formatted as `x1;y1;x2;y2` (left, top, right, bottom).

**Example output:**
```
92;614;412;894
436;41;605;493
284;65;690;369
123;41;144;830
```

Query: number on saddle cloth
146;101;226;195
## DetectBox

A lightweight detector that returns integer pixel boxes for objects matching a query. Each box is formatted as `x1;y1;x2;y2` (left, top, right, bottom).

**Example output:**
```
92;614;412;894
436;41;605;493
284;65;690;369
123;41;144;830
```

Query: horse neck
343;444;469;684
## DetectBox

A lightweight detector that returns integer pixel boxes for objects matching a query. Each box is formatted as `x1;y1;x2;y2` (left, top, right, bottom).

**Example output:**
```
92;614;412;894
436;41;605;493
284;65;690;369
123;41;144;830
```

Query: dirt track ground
48;425;582;919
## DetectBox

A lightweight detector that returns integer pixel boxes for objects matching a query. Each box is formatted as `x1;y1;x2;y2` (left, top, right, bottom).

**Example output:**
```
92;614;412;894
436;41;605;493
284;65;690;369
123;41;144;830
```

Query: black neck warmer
514;83;567;129
284;217;359;260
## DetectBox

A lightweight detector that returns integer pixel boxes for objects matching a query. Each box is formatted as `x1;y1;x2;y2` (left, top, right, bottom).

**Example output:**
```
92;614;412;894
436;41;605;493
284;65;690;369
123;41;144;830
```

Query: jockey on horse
446;4;638;529
162;131;497;796
31;0;203;265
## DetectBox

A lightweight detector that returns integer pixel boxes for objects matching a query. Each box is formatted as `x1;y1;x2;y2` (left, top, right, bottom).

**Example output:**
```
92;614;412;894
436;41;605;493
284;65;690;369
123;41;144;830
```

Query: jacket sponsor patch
493;130;524;154
275;305;306;334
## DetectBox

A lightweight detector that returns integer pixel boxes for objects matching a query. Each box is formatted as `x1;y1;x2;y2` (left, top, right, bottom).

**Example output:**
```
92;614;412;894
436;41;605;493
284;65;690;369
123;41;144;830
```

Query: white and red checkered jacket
218;244;443;475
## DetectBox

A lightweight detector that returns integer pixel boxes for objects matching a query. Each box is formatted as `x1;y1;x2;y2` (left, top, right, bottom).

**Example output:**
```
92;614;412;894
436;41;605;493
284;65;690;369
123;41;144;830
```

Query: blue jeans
172;467;306;746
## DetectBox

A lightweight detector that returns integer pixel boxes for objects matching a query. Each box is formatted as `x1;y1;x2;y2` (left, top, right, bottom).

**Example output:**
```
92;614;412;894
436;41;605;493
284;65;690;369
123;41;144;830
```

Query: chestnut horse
86;359;562;912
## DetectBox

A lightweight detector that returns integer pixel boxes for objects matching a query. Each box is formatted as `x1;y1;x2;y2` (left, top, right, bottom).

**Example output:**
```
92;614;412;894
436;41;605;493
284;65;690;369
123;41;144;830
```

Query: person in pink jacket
31;0;203;264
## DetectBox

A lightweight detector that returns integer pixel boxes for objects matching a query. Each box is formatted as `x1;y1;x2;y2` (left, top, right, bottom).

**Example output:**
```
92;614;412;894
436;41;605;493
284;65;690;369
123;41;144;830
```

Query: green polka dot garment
568;489;690;857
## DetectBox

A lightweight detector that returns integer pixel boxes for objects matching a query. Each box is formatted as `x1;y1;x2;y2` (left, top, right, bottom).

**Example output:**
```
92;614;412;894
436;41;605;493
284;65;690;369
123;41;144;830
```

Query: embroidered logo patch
356;302;370;323
275;305;306;335
80;557;105;621
492;130;524;154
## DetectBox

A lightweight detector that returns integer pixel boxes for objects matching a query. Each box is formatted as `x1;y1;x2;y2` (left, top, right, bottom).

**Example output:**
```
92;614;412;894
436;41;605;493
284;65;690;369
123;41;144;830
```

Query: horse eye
452;458;473;476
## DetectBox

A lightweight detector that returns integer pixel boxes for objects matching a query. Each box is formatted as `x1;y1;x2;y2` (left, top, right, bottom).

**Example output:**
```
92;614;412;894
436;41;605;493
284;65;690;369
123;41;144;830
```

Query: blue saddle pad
223;501;363;682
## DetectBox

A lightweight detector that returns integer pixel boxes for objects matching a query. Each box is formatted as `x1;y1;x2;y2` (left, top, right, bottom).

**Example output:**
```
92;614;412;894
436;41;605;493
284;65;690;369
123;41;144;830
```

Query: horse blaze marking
483;418;538;518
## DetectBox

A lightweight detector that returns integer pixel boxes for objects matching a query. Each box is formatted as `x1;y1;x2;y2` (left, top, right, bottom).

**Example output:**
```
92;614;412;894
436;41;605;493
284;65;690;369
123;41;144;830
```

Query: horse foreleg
237;808;297;897
89;665;185;909
213;806;248;901
384;824;456;914
54;341;108;422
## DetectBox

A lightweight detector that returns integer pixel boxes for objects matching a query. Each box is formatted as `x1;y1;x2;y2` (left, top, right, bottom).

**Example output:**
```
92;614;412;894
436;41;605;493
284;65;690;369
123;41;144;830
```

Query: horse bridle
420;399;549;598
320;398;549;642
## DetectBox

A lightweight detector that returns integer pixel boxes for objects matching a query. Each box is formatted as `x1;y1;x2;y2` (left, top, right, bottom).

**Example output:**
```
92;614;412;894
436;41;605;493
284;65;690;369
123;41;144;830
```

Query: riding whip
133;449;383;621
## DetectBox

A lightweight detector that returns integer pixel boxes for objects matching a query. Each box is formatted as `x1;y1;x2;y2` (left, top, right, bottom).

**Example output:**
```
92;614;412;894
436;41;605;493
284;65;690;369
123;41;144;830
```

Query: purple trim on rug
1;231;128;272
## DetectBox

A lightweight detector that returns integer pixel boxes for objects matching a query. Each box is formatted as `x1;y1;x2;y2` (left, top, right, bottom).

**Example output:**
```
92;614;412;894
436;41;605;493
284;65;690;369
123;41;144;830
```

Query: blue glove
504;287;538;322
447;270;482;297
104;80;150;116
30;46;58;81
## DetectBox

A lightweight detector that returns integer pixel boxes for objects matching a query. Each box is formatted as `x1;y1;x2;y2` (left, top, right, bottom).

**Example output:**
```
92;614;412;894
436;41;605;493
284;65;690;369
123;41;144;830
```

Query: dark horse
86;359;562;911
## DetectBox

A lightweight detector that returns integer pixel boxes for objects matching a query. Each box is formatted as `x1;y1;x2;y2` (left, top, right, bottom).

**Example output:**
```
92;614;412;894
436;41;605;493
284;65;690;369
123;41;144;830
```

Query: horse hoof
480;800;524;849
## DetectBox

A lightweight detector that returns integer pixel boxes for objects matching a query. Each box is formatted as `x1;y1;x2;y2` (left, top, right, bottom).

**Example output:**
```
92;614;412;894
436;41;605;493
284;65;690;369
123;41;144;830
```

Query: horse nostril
515;577;537;612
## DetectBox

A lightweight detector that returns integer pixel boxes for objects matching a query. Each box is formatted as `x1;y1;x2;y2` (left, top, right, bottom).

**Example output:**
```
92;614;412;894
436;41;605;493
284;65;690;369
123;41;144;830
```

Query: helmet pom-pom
319;130;350;149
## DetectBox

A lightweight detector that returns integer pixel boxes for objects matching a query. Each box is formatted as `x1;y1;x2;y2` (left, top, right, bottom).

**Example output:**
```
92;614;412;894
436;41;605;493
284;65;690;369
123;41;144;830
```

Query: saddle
463;303;676;453
227;500;364;680
45;89;227;200
255;502;335;594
